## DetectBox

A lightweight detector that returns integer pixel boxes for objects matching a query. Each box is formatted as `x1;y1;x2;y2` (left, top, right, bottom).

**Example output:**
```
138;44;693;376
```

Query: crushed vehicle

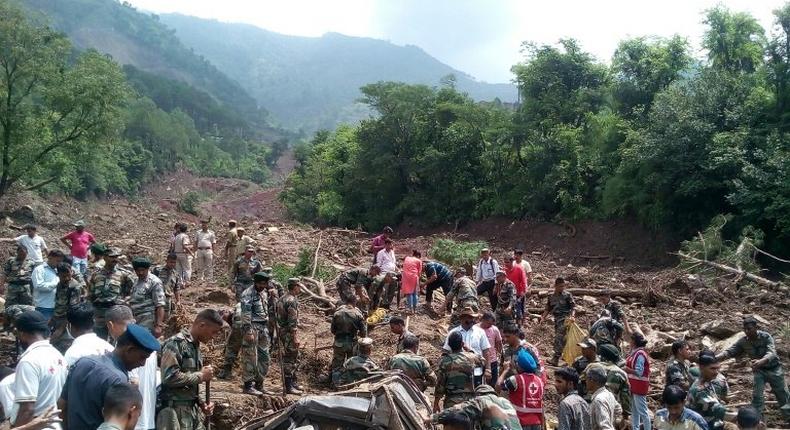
239;372;434;430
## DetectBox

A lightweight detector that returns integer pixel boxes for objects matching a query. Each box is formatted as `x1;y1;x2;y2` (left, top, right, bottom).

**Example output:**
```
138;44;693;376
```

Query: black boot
243;381;263;396
285;377;302;395
254;380;271;395
291;375;304;391
216;364;233;380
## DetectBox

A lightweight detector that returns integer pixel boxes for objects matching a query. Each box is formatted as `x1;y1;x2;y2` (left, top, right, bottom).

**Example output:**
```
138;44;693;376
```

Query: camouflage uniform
336;354;380;386
157;329;206;430
152;264;182;318
436;351;484;408
604;300;625;323
336;269;372;305
386;351;437;391
665;358;694;389
431;387;521;430
88;266;134;340
3;257;33;307
587;361;631;413
330;304;367;374
369;274;398;310
687;374;729;430
50;278;85;352
546;290;575;362
494;279;518;331
232;257;261;301
571;354;598;399
589;317;624;347
717;331;790;419
276;291;299;379
265;280;283;351
396;330;415;354
240;285;270;384
217;303;244;378
129;274;166;331
446;276;480;328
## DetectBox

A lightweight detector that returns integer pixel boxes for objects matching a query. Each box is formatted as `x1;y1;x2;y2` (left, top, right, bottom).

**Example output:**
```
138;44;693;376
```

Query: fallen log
677;252;786;291
532;288;644;299
300;276;328;298
310;233;323;278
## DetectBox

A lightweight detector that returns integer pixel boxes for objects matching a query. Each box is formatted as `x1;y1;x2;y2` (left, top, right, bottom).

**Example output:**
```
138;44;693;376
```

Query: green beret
597;343;621;362
131;257;152;269
253;272;271;282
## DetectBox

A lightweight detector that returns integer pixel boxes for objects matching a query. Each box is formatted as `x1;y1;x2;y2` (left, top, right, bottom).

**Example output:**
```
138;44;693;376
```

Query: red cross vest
626;347;651;395
508;373;544;426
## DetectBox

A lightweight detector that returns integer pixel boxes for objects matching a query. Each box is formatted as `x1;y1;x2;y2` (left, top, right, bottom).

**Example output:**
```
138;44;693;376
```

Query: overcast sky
127;0;787;83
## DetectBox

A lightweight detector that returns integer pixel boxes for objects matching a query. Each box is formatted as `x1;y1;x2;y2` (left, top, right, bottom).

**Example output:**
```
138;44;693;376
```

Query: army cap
73;220;86;227
125;324;161;352
742;315;759;326
287;277;302;287
131;257;152;269
105;247;123;257
475;384;496;395
253;272;271;282
578;338;597;349
90;243;107;255
358;337;373;347
459;306;479;317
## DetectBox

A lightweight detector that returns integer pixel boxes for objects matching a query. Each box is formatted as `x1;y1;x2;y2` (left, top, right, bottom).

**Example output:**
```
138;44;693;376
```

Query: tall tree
0;0;129;198
702;5;766;73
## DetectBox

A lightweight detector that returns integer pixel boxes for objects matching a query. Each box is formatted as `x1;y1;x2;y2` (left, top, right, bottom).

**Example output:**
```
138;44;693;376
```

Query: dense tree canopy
282;4;790;258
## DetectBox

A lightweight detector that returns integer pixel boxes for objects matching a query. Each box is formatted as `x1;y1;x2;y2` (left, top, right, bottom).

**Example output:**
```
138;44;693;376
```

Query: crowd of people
0;221;788;430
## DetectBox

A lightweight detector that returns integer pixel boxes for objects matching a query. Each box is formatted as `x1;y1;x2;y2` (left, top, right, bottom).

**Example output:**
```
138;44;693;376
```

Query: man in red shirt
60;220;95;278
504;257;528;326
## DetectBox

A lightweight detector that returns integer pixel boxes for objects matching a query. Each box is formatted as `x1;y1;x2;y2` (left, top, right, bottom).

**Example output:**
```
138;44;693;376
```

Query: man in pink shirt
504;257;528;326
368;226;393;263
60;220;95;277
477;311;503;386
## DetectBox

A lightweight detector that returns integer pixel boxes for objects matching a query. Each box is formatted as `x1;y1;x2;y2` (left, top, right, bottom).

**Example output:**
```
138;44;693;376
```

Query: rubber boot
285;377;303;395
243;381;263;396
216;364;233;380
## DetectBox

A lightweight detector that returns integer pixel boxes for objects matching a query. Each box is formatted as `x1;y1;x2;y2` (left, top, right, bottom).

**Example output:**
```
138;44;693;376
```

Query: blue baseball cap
125;324;161;352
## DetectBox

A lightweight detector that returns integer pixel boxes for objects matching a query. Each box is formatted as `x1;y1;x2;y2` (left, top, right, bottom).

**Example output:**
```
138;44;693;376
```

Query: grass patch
430;238;488;267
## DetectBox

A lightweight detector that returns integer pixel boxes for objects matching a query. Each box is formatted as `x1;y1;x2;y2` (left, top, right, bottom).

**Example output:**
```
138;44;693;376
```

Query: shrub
177;191;202;216
430;238;488;267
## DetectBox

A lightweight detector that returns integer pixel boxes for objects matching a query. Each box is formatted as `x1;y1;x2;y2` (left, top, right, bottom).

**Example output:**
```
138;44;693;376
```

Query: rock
700;319;738;338
702;336;715;350
266;226;279;232
158;213;169;221
751;314;771;326
11;205;36;221
582;295;598;306
574;305;587;316
649;342;673;360
712;332;745;354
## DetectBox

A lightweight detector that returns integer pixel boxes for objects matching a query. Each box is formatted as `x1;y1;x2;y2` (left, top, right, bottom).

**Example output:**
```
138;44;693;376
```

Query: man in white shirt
63;303;113;368
0;368;15;423
12;310;67;430
0;224;48;265
30;250;64;320
193;219;216;282
475;248;500;308
587;366;622;430
173;223;194;282
375;239;398;273
442;307;493;384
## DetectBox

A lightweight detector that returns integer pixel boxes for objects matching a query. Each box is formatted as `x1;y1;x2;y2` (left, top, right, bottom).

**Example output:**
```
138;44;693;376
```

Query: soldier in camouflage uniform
3;245;33;309
666;339;695;390
276;278;303;394
571;338;598;400
539;277;575;365
369;271;398;310
88;247;134;340
445;269;480;328
335;337;380;386
128;257;166;337
261;267;283;351
688;351;729;430
435;331;486;411
336;266;379;310
589;309;624;349
329;294;366;383
50;263;85;352
216;302;243;380
589;344;631;417
239;272;272;396
493;271;517;331
231;246;261;301
152;253;183;319
157;309;224;430
428;384;521;430
716;315;790;420
386;334;436;392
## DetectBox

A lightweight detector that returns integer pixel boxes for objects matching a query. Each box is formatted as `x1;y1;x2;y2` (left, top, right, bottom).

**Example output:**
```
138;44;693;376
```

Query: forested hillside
159;13;517;132
0;0;288;200
281;4;790;258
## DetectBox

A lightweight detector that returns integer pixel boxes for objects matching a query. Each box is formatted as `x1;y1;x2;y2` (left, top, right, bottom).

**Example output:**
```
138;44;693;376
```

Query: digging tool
275;323;287;396
204;380;212;430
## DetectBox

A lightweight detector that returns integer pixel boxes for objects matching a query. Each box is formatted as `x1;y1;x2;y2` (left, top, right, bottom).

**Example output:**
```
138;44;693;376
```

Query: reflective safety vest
626;347;651;395
508;372;544;426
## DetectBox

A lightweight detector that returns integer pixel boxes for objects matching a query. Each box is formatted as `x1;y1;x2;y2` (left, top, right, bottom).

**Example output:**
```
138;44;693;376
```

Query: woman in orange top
401;250;423;314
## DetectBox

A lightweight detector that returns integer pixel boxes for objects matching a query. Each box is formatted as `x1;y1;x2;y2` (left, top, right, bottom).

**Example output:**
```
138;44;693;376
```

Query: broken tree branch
311;232;323;278
677;252;785;291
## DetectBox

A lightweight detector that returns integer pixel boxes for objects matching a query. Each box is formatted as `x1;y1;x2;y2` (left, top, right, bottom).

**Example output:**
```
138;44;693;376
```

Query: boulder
712;332;745;354
700;319;738;339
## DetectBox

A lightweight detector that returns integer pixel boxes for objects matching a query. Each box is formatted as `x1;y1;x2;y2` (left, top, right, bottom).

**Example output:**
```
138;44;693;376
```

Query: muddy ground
0;172;788;429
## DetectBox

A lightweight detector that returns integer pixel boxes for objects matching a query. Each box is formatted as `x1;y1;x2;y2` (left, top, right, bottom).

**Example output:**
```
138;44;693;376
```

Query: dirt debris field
0;173;788;429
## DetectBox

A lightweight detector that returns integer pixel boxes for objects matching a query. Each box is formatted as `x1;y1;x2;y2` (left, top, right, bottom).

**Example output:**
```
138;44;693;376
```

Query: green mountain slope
159;14;518;131
16;0;274;135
